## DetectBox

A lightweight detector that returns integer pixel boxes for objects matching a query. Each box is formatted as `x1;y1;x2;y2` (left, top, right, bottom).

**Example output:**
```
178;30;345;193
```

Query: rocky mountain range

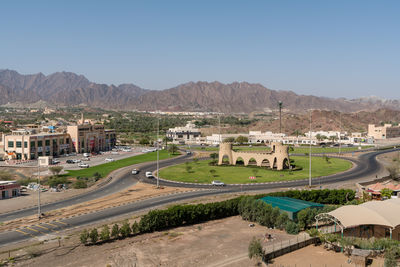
0;69;399;113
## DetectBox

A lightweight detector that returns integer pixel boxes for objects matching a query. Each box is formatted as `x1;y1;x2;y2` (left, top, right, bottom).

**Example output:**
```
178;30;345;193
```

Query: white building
167;122;201;144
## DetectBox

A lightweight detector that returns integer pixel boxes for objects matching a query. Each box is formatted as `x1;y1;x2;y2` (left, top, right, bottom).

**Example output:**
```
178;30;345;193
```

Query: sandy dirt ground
271;244;385;267
1;216;289;267
1;216;384;267
0;182;191;231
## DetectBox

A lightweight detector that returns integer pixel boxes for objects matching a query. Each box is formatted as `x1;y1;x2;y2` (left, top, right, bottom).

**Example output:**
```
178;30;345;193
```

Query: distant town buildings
166;121;201;144
368;124;400;139
67;124;116;154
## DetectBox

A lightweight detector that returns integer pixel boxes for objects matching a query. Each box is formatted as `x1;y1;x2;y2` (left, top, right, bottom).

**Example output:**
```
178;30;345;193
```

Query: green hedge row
265;189;355;205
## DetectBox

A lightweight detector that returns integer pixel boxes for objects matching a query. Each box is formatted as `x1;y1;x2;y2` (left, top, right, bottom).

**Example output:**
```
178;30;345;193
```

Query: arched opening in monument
235;157;244;165
221;155;230;165
248;158;257;166
261;159;271;168
283;158;290;169
272;157;278;169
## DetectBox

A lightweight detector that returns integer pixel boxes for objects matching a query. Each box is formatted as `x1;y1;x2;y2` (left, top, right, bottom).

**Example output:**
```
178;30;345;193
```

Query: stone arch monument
218;142;290;170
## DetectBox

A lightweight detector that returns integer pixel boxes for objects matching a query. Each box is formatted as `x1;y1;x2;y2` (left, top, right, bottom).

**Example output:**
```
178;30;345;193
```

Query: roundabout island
159;156;353;184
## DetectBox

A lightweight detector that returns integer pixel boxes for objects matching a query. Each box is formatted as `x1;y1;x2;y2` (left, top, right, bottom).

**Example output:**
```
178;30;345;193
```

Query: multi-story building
67;124;116;153
167;121;201;144
368;124;400;140
2;129;71;160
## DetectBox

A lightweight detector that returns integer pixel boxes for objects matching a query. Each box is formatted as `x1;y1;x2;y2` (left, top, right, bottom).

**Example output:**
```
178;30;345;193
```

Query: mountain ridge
0;69;399;113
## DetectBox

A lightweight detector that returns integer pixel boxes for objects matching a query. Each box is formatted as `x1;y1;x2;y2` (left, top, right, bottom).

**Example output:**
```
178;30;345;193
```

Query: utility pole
309;109;312;187
37;160;41;219
278;101;283;134
339;112;342;155
156;117;160;189
218;114;221;144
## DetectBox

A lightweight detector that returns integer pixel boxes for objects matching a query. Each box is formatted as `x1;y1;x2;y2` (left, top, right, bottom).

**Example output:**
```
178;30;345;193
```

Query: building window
66;138;70;144
38;140;43;147
30;141;35;147
24;141;28;148
45;140;50;146
8;141;14;148
60;139;64;144
16;141;22;148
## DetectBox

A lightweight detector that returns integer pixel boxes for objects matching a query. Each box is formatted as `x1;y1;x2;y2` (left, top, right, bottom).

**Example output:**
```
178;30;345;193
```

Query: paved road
0;148;397;247
0;152;192;222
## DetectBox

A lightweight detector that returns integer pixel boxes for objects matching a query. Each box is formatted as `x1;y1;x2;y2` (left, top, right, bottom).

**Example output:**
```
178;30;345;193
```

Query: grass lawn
65;150;179;178
159;156;352;184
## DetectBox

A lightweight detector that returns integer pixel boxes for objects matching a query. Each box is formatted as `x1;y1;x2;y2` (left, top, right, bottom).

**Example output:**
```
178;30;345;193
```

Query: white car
73;159;81;163
145;171;153;178
111;151;119;155
83;153;91;157
105;158;115;162
211;180;225;186
78;163;89;168
52;159;60;164
81;157;90;161
132;169;139;175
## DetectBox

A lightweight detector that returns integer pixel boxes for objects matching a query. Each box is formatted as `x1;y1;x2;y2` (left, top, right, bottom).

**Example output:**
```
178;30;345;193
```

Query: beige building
368;124;400;139
67;124;116;153
2;129;71;160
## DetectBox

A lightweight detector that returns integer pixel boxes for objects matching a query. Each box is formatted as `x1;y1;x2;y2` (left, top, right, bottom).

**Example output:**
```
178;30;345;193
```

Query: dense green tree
89;228;99;244
111;224;120;239
235;136;248;145
248;237;265;262
120;221;131;238
168;144;179;154
80;229;89;245
100;225;110;242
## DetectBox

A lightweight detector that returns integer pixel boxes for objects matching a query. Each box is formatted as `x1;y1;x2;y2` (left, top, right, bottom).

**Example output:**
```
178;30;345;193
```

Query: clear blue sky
1;0;399;99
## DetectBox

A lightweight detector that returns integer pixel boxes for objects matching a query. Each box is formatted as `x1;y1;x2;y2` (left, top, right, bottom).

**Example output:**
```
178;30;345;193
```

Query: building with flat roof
260;196;324;220
368;124;400;139
167;121;201;144
67;124;116;153
0;181;21;200
2;129;71;160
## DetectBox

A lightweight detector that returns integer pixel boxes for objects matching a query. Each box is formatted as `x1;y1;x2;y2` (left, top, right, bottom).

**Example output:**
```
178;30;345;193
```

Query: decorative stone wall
217;142;290;170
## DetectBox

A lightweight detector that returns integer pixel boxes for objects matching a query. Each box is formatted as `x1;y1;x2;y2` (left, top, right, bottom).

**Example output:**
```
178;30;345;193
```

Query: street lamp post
309;110;312;187
37;160;41;219
278;101;283;134
156;117;160;189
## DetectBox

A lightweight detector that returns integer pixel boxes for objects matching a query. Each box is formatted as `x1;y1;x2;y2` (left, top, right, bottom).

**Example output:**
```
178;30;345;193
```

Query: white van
145;172;153;178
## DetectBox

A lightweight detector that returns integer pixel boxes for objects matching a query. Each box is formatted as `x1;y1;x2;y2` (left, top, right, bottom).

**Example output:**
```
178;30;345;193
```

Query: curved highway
0;148;397;247
0;152;192;222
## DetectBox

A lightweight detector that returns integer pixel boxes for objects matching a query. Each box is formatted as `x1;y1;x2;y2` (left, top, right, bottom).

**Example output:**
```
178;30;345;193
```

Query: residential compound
368;124;400;140
2;124;116;160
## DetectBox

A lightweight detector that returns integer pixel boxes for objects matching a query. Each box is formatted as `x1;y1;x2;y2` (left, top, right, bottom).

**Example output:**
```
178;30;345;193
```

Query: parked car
73;159;81;163
111;151;119;155
145;171;153;178
52;159;60;164
211;180;225;186
78;163;89;168
83;153;90;157
132;169;139;175
81;157;90;161
105;158;115;162
66;160;75;164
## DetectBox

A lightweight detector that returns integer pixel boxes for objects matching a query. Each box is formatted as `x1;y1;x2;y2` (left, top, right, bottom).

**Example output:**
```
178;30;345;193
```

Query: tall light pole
339;112;342;155
278;101;283;134
37;160;41;219
309;109;312;187
156;117;160;189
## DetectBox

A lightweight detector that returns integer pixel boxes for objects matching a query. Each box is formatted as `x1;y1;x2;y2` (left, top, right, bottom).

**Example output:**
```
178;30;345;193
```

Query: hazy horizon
1;1;399;99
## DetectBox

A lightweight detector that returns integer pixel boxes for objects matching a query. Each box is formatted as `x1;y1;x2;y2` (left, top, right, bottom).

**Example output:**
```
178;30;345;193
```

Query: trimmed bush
120;221;131;238
285;221;299;235
111;224;120;239
89;228;98;244
100;225;110;242
80;229;89;245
